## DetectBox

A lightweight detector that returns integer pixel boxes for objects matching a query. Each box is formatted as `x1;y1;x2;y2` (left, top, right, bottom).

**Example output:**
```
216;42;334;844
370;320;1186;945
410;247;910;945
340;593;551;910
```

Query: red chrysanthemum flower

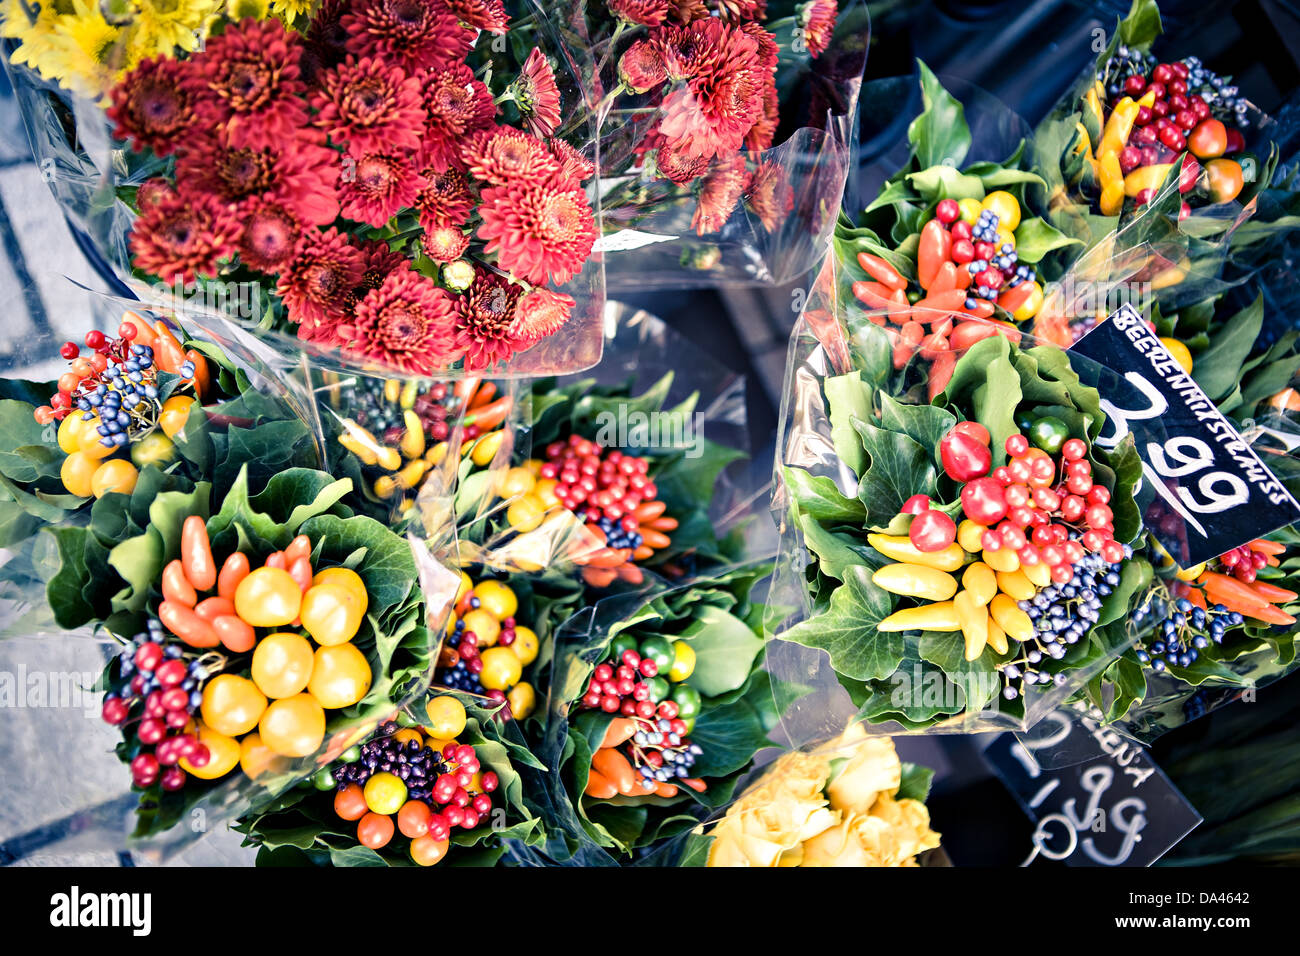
347;268;458;374
129;191;240;282
303;0;352;81
657;20;766;159
618;39;667;93
476;176;598;285
339;152;424;227
740;22;780;74
278;228;367;329
710;0;766;20
666;0;708;22
514;48;563;139
656;141;708;184
419;64;495;172
239;199;302;273
744;160;792;232
453;269;523;371
108;56;195;156
422;225;471;263
188;18;309;151
312;57;425;157
799;0;839;58
136;177;177;211
435;0;509;34
355;238;409;296
462;126;560;187
743;80;779;152
510;287;574;348
549;139;596;182
656;18;722;81
415;168;476;232
608;0;670;28
691;153;746;235
341;0;473;75
176;130;340;226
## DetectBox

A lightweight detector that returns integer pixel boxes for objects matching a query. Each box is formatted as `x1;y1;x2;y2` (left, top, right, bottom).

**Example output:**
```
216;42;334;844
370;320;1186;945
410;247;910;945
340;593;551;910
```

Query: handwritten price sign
985;704;1201;867
1070;304;1300;567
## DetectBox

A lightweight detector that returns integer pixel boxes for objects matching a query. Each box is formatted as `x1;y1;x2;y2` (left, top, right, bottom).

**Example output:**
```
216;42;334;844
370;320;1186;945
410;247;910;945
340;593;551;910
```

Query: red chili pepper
857;251;907;291
917;219;951;290
181;515;216;591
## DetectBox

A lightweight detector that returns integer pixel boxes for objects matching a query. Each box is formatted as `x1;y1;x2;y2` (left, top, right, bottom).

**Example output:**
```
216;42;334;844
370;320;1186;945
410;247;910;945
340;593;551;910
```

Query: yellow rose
870;792;942;862
706;752;840;867
801;812;897;866
826;734;902;814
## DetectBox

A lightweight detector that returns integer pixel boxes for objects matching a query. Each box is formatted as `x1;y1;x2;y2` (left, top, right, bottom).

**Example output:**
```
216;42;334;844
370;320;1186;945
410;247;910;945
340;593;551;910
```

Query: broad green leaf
679;605;763;698
783;467;865;525
824;370;874;477
1192;295;1265;402
907;60;970;171
852;418;936;525
780;565;904;682
1013;217;1082;263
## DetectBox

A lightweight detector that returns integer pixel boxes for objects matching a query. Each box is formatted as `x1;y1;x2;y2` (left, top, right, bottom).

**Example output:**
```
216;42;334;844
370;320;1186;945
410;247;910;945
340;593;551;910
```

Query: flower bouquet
700;727;939;867
237;692;544;866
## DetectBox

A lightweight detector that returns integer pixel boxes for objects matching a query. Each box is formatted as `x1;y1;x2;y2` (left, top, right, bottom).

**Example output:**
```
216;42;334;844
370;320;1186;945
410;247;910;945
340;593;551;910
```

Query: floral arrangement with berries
0;311;323;552
322;373;516;520
773;326;1148;731
520;560;775;863
828;63;1081;399
237;695;544;866
452;371;750;590
49;455;432;834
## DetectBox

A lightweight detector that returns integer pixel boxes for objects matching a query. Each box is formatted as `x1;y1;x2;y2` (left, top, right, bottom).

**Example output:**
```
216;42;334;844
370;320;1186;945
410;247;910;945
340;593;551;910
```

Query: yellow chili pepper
873;564;958;602
982;546;1021;573
384;379;401;403
1099;151;1125;216
398;458;428;489
990;593;1034;641
339;430;379;466
1022;560;1052;589
376;446;402;472
374;475;398;498
878;602;960;633
956;520;986;554
1123;163;1174;198
962;563;997;605
470;430;505;467
987;618;1008;655
399;381;419;409
996;568;1036;601
1099;95;1139;159
400;410;426;459
954;590;989;661
425;441;449;466
868;534;966;572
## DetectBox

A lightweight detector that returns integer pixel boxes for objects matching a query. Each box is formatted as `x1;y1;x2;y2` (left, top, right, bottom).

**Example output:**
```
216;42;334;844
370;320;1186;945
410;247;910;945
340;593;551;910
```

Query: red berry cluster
102;622;211;792
962;434;1124;580
34;327;131;425
580;648;684;724
1216;543;1271;583
540;435;656;549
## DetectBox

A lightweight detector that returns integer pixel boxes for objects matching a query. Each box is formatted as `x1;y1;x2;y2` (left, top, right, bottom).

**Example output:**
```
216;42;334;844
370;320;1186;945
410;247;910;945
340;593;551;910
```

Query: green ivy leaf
1013;217;1083;263
852;418;936;525
877;393;957;466
782;467;865;525
907;60;970;171
780;565;903;681
799;512;875;581
678;605;763;698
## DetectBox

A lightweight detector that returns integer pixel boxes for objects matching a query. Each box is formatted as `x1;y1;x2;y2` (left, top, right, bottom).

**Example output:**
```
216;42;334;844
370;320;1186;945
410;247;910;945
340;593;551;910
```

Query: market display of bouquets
5;1;605;378
540;0;868;287
767;316;1153;739
826;62;1081;396
237;693;544;866
698;726;939;867
516;561;777;864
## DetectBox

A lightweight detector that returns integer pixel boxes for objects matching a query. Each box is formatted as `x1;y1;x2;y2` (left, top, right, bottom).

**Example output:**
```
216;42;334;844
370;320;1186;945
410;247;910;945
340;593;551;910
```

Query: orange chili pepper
181;515;216;591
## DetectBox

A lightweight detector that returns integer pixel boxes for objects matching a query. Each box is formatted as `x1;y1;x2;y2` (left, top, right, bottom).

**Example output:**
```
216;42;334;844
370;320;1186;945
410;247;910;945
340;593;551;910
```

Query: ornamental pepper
917;219;951;291
1098;95;1140;160
939;426;992;482
1098;151;1125;216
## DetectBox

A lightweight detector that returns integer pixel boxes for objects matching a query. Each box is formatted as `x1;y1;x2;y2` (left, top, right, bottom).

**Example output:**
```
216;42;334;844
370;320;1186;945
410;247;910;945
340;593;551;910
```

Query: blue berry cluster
1001;545;1131;700
116;619;206;711
440;613;485;694
962;210;1034;311
593;513;643;551
76;343;169;449
1131;595;1244;672
633;733;703;791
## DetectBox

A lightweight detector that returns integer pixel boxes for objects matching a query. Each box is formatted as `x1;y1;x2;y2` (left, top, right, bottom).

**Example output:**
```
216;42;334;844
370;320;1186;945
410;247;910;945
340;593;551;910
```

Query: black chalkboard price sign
986;704;1202;867
1069;304;1300;568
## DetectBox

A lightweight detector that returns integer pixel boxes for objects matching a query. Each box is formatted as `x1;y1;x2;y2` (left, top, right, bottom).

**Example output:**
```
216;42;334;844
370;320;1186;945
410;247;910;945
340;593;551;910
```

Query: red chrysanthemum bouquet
534;0;868;287
101;3;604;378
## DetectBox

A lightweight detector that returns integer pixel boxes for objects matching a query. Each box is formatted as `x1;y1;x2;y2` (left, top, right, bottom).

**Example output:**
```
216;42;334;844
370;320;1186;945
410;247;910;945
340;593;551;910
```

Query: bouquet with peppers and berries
439;307;756;595
238;693;544;867
825;63;1083;401
767;314;1149;738
513;560;777;864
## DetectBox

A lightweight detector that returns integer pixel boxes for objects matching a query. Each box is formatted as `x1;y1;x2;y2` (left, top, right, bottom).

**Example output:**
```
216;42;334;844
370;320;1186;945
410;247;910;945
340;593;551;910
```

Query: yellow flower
133;0;220;56
706;751;840;867
226;0;270;20
270;0;311;24
826;732;902;814
869;792;942;861
45;0;129;97
3;0;64;78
